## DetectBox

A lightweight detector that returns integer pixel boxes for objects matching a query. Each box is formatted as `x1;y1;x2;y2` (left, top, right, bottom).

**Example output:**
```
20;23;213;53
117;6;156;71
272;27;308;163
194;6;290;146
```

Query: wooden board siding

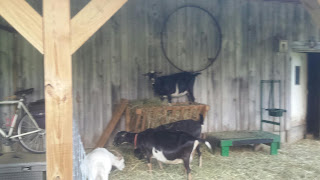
0;0;319;148
0;24;15;124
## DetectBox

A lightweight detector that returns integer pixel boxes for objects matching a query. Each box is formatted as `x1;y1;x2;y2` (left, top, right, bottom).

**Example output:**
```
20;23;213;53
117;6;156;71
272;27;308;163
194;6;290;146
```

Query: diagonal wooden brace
71;0;128;54
0;0;43;53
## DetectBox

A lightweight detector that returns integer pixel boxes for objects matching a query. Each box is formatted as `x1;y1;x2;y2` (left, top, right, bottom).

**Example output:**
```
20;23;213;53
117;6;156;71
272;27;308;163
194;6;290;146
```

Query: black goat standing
143;71;201;104
114;115;210;167
113;129;212;180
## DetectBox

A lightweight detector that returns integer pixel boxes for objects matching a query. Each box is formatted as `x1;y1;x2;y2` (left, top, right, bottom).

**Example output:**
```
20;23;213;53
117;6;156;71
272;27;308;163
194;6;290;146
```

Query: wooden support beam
0;0;43;53
96;99;128;148
43;0;73;179
301;0;320;28
71;0;127;54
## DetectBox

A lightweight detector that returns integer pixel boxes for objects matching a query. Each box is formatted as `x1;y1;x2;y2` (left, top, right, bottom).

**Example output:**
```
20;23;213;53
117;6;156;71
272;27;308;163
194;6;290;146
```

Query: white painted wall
290;52;308;128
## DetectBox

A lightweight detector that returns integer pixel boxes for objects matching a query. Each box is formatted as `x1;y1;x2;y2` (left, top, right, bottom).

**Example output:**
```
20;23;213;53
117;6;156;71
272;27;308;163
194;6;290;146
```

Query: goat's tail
198;138;217;154
204;141;212;150
199;114;204;125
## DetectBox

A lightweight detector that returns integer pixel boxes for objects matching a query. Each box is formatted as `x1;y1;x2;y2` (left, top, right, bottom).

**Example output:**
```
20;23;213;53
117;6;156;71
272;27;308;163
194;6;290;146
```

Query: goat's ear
117;156;124;161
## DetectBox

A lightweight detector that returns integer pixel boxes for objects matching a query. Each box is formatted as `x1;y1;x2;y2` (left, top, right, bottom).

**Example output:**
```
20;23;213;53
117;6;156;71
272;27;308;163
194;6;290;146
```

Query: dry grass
108;139;320;180
127;99;204;131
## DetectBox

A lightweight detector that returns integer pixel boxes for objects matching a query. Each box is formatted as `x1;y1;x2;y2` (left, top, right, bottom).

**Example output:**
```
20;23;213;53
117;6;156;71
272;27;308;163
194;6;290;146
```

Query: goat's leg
146;155;152;173
147;163;152;172
167;95;172;105
187;89;195;103
196;146;202;167
157;160;163;170
183;158;192;180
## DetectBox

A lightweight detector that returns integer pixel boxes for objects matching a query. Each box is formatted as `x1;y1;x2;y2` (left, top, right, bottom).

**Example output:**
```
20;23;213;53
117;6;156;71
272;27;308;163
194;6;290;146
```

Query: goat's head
143;71;162;85
115;158;125;170
113;131;132;146
110;149;125;170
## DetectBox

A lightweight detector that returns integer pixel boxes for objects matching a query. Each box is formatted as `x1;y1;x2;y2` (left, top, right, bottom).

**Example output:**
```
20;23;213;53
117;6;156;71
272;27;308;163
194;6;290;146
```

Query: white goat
81;148;125;180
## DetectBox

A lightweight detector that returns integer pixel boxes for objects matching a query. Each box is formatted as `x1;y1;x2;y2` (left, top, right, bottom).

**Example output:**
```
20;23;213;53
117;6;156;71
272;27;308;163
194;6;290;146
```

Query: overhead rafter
301;0;320;28
71;0;127;54
0;0;43;53
0;0;127;55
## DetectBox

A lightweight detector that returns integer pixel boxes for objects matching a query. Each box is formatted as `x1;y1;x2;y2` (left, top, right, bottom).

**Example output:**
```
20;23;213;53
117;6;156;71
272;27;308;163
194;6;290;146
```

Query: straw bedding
108;138;320;180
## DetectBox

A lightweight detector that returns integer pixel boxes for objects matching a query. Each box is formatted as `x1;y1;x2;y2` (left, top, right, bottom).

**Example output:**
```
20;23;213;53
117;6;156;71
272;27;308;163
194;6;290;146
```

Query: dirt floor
108;138;320;180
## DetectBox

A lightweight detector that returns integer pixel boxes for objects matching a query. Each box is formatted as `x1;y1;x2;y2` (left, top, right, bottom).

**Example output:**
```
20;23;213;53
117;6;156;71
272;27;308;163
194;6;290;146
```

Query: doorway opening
306;53;320;138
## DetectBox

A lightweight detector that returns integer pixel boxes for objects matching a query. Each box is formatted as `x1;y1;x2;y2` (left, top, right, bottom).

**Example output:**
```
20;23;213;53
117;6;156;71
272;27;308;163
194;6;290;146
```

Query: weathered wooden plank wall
0;0;319;148
0;19;15;123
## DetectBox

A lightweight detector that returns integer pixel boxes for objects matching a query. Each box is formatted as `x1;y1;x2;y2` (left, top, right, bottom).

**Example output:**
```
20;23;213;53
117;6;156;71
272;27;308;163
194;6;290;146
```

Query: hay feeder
125;100;210;132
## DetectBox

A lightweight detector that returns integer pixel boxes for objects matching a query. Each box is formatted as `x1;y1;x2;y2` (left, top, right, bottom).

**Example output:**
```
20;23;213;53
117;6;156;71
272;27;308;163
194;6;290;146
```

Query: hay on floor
108;139;320;180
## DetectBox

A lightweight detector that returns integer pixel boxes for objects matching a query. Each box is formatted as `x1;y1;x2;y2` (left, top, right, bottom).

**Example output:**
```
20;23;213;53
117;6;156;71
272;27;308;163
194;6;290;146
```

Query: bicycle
0;88;46;153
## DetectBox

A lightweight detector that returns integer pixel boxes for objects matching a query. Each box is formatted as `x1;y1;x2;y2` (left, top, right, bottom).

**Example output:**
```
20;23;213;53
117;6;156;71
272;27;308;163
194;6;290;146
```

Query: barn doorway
306;53;320;138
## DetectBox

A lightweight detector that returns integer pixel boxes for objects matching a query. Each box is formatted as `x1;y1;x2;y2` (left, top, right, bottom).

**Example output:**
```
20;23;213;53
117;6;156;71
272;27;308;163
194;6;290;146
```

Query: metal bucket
266;109;286;117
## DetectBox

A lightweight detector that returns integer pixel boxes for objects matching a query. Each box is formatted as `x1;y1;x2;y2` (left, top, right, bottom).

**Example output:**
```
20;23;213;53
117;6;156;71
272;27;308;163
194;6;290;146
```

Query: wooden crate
125;102;209;132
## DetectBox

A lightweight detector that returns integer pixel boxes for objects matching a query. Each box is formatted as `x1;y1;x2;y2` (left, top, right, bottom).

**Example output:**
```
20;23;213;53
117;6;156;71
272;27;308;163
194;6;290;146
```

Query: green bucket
266;109;286;117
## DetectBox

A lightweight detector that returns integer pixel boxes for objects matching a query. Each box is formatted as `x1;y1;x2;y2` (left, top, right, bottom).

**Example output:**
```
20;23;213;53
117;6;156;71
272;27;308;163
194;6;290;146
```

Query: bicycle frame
0;99;42;139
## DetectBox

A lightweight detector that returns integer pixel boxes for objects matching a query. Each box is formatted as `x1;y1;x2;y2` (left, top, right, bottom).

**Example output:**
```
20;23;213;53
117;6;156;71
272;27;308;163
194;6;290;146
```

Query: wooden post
43;0;73;179
0;0;128;179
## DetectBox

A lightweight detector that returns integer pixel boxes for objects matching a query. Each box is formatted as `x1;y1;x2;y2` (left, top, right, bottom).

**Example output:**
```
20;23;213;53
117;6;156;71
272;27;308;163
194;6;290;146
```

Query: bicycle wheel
17;114;46;153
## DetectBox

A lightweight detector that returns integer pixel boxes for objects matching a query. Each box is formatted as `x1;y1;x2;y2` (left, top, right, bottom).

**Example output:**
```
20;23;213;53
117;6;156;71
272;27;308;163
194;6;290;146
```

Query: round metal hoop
160;5;222;72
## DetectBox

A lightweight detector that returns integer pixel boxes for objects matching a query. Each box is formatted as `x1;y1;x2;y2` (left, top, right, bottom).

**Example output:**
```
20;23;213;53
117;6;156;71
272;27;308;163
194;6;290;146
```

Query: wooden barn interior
0;0;320;179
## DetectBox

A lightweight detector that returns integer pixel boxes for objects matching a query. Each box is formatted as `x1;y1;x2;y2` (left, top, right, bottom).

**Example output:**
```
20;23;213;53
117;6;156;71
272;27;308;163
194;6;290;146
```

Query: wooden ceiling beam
0;0;43;53
301;0;320;28
71;0;127;54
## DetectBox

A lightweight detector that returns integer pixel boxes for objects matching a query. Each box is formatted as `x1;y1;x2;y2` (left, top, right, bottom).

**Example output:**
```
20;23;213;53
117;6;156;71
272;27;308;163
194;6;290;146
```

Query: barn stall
0;0;320;179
